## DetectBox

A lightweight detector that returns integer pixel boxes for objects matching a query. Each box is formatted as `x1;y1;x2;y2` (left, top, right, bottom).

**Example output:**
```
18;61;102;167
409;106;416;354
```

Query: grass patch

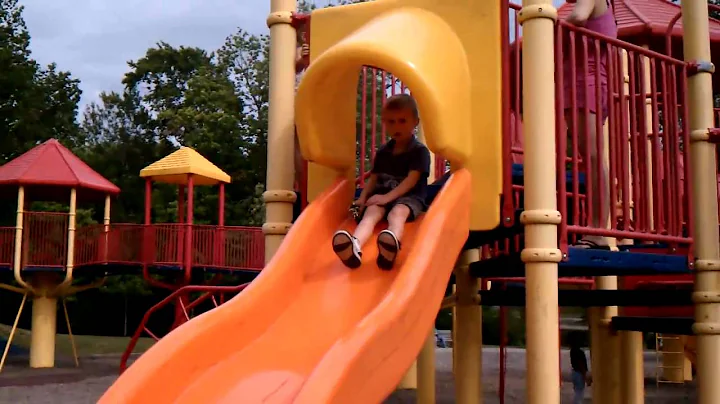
0;324;155;356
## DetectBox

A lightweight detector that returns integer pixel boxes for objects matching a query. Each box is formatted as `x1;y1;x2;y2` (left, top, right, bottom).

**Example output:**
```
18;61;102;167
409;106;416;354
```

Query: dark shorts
355;195;426;224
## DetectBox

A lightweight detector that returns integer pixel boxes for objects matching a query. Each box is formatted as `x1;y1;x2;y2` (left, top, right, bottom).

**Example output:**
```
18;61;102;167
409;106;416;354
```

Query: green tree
0;0;82;162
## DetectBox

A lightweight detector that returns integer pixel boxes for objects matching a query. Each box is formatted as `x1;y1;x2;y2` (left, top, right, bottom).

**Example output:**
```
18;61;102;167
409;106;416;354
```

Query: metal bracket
690;128;720;143
687;60;715;76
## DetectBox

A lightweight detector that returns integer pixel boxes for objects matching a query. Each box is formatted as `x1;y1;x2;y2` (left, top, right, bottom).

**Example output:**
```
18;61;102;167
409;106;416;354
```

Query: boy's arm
357;174;377;202
382;171;422;202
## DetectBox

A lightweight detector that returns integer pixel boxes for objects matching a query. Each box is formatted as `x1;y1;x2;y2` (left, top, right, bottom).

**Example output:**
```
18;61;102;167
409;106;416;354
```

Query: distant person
570;337;591;404
563;0;617;249
332;94;431;270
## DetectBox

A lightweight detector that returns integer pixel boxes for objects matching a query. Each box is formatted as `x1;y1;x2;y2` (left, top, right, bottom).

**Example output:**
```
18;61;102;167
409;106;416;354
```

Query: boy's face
382;107;418;142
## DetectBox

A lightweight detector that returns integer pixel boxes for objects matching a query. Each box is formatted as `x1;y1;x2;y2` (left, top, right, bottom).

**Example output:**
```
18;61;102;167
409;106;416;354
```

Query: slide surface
100;170;471;404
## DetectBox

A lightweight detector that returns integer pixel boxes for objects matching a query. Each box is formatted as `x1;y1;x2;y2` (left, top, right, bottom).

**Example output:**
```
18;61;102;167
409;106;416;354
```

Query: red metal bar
487;277;595;286
119;282;251;372
499;285;507;404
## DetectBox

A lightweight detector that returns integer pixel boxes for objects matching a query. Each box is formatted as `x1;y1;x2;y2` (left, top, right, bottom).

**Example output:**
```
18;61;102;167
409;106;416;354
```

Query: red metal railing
23;211;68;268
119;282;250;372
0;227;14;266
479;2;694;263
73;223;265;271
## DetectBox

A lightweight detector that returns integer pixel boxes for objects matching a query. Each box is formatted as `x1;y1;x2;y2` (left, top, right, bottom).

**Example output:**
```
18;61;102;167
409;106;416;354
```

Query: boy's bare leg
386;204;411;240
354;205;386;245
332;204;385;269
377;204;411;270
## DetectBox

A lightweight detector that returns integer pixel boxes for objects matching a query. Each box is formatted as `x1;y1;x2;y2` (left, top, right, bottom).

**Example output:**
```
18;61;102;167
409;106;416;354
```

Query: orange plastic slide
100;170;471;404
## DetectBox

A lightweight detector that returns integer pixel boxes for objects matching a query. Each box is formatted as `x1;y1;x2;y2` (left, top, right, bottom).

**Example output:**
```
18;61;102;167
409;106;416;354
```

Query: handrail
119;282;250;372
665;4;720;59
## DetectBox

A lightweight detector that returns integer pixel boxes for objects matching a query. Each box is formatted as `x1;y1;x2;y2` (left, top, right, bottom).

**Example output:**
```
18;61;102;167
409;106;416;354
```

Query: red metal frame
119;282;250;372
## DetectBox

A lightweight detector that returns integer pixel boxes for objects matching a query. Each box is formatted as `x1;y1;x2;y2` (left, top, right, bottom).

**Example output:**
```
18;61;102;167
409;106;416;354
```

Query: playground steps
655;333;691;386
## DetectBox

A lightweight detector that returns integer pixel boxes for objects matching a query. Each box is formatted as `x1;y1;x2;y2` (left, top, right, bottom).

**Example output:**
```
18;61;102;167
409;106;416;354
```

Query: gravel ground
0;348;695;403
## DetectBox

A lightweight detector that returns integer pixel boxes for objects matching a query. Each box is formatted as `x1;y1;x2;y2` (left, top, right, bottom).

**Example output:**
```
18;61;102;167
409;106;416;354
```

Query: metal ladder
655;333;686;387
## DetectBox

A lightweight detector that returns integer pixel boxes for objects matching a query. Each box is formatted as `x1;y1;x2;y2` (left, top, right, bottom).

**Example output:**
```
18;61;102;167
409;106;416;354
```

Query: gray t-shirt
370;137;431;202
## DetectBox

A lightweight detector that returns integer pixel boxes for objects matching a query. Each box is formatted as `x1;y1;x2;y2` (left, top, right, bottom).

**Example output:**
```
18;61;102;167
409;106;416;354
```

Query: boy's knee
387;204;411;223
363;205;385;220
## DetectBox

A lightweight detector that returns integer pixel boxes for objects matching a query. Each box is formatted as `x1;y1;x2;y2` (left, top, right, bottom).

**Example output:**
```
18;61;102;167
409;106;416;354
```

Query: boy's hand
367;194;391;206
300;43;310;57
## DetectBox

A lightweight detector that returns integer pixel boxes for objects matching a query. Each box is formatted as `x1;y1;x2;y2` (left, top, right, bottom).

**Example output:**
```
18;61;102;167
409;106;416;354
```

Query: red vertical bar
618;49;631;234
499;285;507;404
648;59;665;235
360;67;368;181
500;0;514;227
185;175;194;285
669;67;683;239
581;37;594;230
567;32;580;233
659;63;673;235
678;66;693;257
381;71;387;140
218;183;225;267
635;54;650;234
371;68;378;159
593;40;607;233
627;52;643;233
607;45;619;232
555;23;568;249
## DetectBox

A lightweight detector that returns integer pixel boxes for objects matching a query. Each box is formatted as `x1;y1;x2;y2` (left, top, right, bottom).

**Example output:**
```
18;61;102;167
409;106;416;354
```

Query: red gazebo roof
558;0;720;42
0;139;120;195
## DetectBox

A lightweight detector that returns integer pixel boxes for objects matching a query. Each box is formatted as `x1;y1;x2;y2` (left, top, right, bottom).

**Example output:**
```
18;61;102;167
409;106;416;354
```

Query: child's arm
357;174;377;204
380;171;422;203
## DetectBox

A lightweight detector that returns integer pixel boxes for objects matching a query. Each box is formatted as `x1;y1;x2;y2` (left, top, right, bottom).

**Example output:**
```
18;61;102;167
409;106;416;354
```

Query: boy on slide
332;94;431;270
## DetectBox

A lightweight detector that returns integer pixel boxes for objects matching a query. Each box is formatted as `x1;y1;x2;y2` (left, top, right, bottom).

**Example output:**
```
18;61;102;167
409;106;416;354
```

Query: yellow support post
518;2;561;403
58;188;77;292
398;362;418;390
593;277;620;404
620;330;644;403
417;329;436;404
264;0;298;262
454;248;481;404
680;1;720;404
29;295;57;368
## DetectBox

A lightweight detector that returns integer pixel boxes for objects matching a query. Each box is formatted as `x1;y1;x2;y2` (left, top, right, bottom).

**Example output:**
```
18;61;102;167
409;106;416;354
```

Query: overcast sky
19;0;565;114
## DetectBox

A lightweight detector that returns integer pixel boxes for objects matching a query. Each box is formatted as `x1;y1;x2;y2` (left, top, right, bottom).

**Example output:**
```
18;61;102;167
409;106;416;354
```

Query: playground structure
0;0;712;402
99;0;720;403
0;142;264;371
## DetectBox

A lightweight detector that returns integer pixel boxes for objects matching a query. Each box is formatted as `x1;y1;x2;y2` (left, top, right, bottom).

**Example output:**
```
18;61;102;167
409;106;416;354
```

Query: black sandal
332;230;362;269
377;230;401;270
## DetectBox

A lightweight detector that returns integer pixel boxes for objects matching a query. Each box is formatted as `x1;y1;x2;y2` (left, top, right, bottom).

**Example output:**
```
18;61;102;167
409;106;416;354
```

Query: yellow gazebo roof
139;147;231;186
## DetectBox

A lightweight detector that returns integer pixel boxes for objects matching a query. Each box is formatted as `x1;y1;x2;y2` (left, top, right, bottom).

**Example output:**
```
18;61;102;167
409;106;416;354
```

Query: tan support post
619;330;644;403
264;0;298;262
417;329;436;404
454;248;481;404
518;2;561;403
680;2;720;404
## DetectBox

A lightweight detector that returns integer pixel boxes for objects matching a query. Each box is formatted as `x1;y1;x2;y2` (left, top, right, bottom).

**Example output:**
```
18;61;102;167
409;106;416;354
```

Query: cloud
21;0;270;112
19;0;566;114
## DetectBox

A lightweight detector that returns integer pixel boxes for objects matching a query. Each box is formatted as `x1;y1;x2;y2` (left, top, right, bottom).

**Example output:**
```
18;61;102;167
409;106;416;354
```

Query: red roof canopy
0;139;120;196
558;0;720;42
